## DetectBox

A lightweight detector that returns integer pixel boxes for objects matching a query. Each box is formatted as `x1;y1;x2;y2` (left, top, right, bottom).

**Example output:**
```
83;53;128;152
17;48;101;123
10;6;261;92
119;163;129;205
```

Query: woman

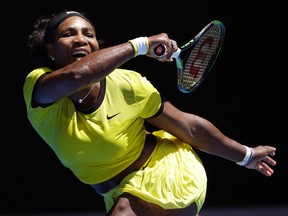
23;10;277;216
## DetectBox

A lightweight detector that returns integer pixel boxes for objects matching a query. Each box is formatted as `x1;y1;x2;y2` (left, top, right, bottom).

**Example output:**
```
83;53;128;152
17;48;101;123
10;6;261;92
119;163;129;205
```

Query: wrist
129;37;149;56
236;145;254;166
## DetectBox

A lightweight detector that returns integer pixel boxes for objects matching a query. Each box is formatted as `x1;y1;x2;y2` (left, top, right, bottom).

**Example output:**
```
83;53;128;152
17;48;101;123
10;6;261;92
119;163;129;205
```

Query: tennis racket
154;20;225;93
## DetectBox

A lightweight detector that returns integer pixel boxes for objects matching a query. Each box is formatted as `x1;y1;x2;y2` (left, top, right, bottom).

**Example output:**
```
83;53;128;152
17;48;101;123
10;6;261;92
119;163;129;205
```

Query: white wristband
129;37;149;56
236;145;254;166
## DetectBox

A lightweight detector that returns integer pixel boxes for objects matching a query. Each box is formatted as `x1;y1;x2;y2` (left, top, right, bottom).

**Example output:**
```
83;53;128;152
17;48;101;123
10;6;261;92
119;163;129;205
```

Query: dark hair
25;11;102;69
26;14;53;69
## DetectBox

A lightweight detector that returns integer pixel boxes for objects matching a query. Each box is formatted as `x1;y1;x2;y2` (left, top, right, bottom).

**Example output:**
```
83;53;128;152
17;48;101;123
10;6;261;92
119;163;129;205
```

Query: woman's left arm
147;101;276;176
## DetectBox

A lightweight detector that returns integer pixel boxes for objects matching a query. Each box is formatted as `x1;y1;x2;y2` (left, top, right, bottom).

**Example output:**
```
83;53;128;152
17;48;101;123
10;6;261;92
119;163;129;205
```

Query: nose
73;34;88;45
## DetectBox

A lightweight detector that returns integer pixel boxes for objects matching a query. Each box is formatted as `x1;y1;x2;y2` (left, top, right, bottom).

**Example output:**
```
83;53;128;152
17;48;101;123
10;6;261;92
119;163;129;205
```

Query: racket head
177;20;225;93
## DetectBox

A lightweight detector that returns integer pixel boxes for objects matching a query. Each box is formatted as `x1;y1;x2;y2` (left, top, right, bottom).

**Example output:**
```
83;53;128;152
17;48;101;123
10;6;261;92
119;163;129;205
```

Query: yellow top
23;67;162;184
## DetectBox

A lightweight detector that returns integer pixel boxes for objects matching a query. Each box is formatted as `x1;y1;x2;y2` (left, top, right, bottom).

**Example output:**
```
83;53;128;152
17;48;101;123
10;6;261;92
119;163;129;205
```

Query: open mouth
72;50;89;58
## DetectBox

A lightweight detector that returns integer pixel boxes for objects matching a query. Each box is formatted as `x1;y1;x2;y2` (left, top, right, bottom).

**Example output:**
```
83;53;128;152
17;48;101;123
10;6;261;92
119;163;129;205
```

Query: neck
70;84;95;104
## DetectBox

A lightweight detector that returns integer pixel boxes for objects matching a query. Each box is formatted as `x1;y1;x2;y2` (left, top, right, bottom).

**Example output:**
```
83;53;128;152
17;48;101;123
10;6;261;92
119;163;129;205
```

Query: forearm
39;42;135;100
188;116;246;163
186;116;276;176
67;43;135;85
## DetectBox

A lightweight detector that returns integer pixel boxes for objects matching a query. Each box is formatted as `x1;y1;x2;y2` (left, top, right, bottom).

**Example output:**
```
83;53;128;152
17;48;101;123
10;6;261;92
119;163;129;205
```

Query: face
47;16;99;68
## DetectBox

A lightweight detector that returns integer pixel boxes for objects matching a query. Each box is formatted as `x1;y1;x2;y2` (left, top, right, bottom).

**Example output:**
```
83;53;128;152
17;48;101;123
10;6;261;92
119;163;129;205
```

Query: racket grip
154;44;180;58
171;48;181;58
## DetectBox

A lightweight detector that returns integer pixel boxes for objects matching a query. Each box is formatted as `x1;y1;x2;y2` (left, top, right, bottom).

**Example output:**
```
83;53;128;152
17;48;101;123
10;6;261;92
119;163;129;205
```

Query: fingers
147;33;178;62
265;145;276;156
170;40;178;54
263;155;277;166
257;161;275;177
245;145;277;176
153;40;176;62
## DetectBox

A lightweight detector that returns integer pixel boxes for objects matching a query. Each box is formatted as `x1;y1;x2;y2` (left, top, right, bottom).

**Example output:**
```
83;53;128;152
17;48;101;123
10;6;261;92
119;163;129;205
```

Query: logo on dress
106;112;121;120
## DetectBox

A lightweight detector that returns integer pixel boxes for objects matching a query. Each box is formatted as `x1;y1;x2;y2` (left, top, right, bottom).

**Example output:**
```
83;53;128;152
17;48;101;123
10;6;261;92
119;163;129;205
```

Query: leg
106;192;198;216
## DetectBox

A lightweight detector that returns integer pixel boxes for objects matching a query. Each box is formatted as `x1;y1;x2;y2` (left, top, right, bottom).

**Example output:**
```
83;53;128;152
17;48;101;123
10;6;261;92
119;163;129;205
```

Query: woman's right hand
147;33;179;62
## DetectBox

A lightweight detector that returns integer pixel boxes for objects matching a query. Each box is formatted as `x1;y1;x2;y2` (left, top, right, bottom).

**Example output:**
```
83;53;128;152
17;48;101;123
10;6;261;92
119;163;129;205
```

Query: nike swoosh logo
106;112;121;120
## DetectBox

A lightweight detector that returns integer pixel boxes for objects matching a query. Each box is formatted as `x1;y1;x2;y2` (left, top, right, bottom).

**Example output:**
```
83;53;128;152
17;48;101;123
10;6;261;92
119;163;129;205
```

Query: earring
50;56;55;61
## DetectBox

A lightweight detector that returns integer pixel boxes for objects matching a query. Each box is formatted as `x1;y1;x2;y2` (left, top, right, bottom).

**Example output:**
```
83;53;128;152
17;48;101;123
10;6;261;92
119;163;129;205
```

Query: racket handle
154;44;181;58
171;48;181;58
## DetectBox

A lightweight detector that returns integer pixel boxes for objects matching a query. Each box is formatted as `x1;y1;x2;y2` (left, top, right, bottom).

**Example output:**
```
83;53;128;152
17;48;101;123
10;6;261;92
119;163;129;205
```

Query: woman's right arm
35;33;177;104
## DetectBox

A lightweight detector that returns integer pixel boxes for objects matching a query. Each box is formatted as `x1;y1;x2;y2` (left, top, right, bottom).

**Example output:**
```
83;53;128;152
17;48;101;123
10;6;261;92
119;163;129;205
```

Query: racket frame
176;20;225;93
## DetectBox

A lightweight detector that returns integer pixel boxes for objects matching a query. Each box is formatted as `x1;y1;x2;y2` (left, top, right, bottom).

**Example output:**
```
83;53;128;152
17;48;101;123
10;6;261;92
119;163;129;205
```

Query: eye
85;33;94;38
84;29;96;38
59;30;74;38
63;33;73;37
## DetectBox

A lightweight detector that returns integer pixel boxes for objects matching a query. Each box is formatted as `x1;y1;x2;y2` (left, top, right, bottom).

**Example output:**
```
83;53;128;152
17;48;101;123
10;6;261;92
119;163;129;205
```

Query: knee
114;197;131;212
107;196;135;216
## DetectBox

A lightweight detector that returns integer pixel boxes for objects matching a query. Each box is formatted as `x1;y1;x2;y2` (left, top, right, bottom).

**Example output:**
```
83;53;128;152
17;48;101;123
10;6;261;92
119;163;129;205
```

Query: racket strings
182;25;223;90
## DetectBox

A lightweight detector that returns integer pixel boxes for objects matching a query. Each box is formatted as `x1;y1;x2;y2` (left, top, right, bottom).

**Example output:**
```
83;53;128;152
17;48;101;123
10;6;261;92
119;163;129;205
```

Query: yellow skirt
102;130;207;213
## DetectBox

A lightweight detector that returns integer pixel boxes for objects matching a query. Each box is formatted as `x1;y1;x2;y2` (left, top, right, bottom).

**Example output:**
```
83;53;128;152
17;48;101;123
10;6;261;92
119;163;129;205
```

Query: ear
46;44;54;58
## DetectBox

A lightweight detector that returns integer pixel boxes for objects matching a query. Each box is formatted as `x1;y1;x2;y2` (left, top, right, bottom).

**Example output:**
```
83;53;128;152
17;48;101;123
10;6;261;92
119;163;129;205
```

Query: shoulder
25;67;53;81
23;67;53;107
